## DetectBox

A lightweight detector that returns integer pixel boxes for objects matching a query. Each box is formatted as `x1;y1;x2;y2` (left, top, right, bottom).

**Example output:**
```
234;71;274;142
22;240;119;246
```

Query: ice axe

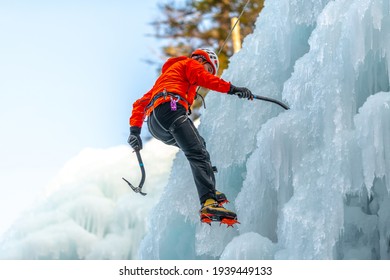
122;149;147;196
251;94;290;110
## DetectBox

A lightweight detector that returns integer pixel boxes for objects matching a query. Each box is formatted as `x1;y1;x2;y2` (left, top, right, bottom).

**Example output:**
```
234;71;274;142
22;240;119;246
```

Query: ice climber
128;48;253;226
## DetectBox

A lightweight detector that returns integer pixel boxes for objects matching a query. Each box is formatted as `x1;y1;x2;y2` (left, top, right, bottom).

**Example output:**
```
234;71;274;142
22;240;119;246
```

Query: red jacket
129;56;231;128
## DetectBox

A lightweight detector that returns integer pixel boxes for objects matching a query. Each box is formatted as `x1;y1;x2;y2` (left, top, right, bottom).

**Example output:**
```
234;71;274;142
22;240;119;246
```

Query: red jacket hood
161;56;188;73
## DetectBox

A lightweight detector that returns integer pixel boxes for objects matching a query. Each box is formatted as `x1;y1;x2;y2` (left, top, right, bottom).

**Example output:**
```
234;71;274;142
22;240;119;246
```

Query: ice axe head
122;149;147;196
122;177;147;196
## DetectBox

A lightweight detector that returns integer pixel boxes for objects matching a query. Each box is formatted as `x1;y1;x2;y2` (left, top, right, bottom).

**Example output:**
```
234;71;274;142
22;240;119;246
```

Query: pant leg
147;103;179;146
169;115;216;204
147;102;216;204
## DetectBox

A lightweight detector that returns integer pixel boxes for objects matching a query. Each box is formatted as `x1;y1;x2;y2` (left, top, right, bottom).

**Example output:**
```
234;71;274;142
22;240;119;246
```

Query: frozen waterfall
1;0;389;260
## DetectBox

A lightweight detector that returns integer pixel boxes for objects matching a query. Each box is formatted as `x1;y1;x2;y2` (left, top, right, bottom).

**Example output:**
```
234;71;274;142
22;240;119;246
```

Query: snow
1;0;390;259
0;141;177;259
220;232;277;260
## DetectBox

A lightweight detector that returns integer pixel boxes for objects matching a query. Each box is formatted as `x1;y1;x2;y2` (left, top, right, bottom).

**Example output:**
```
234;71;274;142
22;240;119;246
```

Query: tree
151;0;264;73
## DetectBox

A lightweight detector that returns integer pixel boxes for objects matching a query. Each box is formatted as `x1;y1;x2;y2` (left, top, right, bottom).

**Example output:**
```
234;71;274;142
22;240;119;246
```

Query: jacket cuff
227;84;236;95
130;126;141;135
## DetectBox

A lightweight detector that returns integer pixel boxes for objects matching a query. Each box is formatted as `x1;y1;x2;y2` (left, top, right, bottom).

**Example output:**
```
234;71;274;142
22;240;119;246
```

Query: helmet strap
192;55;215;74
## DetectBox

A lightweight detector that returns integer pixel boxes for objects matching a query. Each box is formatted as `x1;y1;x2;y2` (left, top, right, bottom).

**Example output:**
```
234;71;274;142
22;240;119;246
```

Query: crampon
216;197;229;207
200;213;240;228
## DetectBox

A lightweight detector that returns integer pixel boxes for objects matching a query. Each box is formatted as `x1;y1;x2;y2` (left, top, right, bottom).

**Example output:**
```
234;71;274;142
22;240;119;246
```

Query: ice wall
1;0;389;260
139;0;390;260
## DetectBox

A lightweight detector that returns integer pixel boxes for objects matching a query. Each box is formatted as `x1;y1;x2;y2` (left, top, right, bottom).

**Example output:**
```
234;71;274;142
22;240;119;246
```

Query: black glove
228;84;254;100
128;126;143;150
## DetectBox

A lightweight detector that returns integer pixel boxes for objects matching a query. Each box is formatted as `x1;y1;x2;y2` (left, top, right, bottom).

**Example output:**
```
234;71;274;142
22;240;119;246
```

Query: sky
0;0;163;235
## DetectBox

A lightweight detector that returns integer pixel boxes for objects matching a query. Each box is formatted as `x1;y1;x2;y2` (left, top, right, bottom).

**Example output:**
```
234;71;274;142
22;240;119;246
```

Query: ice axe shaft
253;94;290;110
122;149;147;196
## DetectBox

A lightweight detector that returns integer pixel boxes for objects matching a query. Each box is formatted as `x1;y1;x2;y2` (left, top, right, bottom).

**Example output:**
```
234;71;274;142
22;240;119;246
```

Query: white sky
0;0;163;234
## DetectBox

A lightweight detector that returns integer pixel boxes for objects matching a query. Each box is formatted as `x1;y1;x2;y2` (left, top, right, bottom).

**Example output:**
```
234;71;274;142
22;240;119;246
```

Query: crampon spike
201;217;212;225
218;199;230;206
200;213;239;228
200;213;213;225
220;218;240;228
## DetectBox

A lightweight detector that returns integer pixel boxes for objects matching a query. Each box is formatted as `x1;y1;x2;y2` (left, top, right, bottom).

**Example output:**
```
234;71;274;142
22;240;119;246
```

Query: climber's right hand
128;126;143;151
228;84;254;100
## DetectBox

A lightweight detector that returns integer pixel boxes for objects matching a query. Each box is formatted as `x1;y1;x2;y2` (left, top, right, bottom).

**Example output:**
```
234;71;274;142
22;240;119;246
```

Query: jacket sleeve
185;60;231;93
129;88;153;128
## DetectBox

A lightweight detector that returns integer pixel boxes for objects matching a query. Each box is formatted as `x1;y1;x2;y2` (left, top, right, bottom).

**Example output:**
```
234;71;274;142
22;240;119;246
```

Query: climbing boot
200;198;239;227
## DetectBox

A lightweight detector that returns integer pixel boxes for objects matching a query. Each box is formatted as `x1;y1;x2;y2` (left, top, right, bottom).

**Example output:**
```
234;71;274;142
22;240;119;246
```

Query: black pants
147;102;216;204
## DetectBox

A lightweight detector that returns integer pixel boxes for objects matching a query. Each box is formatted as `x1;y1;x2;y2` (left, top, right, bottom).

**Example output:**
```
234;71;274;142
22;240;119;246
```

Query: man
128;48;253;226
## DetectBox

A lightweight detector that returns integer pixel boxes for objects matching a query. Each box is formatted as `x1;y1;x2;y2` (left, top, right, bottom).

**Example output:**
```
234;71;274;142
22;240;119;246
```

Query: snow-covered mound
0;140;177;259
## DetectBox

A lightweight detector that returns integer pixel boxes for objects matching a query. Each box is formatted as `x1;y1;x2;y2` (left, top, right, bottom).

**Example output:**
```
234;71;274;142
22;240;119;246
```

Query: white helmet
191;48;219;75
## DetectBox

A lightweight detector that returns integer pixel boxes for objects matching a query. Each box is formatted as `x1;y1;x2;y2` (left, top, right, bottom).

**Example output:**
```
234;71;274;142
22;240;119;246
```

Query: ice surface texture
140;0;390;260
1;0;390;260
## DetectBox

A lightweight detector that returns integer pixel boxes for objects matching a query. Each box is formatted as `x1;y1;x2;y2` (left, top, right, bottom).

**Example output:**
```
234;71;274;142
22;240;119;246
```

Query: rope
217;0;252;55
196;0;252;103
